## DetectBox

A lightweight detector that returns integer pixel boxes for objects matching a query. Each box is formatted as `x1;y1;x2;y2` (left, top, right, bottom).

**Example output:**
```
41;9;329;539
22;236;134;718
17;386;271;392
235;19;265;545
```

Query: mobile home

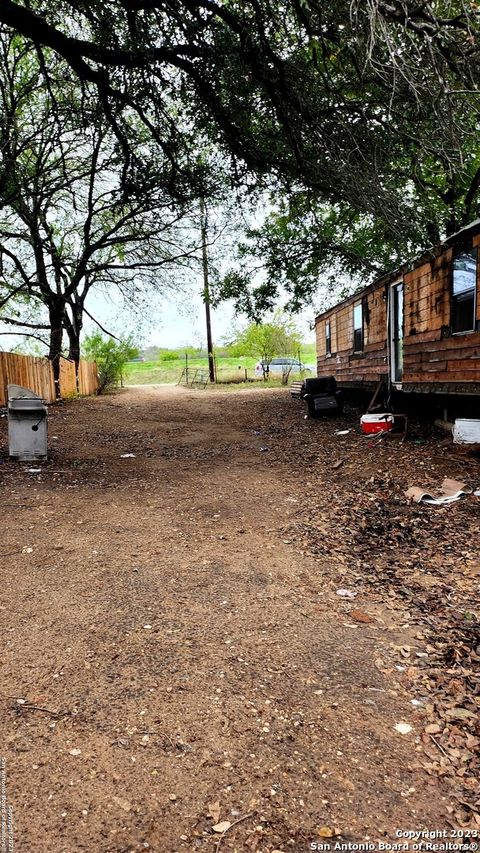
315;220;480;402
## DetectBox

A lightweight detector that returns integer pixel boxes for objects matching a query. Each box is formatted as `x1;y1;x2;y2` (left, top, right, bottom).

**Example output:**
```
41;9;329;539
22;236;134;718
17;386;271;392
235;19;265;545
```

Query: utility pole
200;197;215;384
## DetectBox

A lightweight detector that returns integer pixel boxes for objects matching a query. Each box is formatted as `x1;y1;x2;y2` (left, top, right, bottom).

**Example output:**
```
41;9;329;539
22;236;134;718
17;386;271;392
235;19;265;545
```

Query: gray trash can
8;384;48;461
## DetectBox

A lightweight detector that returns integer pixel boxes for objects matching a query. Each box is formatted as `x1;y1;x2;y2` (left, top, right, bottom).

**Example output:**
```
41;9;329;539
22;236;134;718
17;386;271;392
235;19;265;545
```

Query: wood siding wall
0;353;98;406
315;232;480;392
316;286;388;385
402;234;480;386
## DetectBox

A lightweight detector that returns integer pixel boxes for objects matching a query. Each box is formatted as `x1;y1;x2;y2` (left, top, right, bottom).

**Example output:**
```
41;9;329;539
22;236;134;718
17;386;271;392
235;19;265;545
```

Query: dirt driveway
0;386;478;852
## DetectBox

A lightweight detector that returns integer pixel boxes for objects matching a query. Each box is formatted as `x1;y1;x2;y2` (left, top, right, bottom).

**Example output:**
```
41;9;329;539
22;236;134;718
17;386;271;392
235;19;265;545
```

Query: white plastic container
453;419;480;444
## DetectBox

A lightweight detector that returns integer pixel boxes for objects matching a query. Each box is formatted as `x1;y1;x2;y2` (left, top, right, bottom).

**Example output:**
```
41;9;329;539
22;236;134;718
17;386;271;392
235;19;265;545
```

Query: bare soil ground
0;385;478;853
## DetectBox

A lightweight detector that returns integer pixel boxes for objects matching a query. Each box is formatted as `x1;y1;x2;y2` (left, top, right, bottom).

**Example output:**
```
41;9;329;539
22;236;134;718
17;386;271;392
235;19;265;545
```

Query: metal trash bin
8;384;48;461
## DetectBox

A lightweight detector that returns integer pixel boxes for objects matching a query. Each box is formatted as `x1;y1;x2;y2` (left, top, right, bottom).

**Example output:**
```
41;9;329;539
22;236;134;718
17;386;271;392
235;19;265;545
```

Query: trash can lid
7;384;43;401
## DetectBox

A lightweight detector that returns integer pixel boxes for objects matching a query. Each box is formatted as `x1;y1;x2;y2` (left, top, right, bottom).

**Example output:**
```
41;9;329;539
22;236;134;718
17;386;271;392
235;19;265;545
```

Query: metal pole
200;198;216;384
185;351;189;385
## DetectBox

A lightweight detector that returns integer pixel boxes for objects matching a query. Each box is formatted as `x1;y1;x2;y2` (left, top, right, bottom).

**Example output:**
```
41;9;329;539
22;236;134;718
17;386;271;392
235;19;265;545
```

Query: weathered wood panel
406;371;480;383
402;237;479;384
316;282;389;383
78;360;99;396
59;358;77;397
316;229;480;392
0;352;98;406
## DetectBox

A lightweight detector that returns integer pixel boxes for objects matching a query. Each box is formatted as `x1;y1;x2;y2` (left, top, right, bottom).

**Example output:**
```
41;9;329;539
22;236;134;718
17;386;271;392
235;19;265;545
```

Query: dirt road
0;386;478;852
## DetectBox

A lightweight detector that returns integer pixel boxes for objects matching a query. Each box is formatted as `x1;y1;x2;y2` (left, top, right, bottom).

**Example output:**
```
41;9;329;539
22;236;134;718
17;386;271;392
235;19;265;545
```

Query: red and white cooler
360;413;394;435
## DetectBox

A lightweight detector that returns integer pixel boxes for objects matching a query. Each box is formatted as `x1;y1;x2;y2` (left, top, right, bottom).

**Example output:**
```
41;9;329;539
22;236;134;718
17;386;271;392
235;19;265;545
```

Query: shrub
82;332;139;393
160;350;179;362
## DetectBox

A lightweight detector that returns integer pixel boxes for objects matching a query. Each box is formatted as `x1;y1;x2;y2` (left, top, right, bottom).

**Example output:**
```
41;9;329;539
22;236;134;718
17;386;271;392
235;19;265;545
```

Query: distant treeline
141;346;233;362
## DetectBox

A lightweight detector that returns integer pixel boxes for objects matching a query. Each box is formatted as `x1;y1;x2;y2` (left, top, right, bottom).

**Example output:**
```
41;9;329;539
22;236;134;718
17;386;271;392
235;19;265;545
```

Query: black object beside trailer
290;376;343;417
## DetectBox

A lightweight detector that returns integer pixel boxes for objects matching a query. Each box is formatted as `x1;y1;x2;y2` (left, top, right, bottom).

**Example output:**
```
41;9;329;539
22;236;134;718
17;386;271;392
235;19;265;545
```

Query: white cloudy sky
84;271;319;350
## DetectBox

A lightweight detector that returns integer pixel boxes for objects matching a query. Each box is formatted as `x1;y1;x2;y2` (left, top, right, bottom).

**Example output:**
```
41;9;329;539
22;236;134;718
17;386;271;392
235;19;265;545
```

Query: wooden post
200;198;216;384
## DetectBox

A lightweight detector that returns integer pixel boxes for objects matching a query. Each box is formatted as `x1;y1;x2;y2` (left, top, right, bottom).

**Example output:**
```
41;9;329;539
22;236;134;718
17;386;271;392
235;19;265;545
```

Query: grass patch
124;347;316;386
205;379;289;392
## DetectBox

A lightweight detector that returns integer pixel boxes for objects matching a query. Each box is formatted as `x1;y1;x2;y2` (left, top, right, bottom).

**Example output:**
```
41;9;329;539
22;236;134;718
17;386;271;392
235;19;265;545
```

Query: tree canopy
0;33;203;389
0;2;478;233
226;313;301;375
1;1;480;318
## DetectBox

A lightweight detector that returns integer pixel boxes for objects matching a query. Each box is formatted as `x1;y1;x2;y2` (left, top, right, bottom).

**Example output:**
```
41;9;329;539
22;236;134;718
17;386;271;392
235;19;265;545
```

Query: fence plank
0;352;98;404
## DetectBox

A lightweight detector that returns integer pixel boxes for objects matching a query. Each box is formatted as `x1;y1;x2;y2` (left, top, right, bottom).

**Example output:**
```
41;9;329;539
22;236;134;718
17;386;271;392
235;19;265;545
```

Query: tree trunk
66;305;83;392
48;305;64;399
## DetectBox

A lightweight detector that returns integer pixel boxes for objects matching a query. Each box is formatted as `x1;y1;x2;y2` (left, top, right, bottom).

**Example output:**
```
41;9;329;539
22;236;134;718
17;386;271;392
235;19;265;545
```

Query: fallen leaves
444;707;477;721
317;826;340;838
285;422;479;827
350;609;376;624
212;821;231;834
208;801;221;823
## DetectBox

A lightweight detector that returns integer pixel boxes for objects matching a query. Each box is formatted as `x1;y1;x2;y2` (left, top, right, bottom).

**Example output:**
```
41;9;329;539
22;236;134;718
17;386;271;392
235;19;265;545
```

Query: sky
83;271;318;351
0;267;325;356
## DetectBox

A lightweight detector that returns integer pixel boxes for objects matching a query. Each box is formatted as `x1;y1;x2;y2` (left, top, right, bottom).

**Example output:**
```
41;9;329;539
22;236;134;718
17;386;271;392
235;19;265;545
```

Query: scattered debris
350;609;376;624
405;478;472;504
336;588;357;598
120;453;136;458
208;801;221;823
394;723;413;735
212;821;231;834
425;723;442;735
2;385;478;845
317;826;338;838
213;813;254;852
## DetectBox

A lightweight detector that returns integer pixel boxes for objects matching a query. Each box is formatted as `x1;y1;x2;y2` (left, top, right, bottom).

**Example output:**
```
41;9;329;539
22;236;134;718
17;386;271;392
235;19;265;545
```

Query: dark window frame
353;301;363;352
451;246;477;335
325;320;331;356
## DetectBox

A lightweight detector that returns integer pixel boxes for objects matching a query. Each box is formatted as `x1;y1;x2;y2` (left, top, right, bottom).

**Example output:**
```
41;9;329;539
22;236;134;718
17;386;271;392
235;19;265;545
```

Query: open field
124;355;258;385
124;344;317;385
0;385;478;852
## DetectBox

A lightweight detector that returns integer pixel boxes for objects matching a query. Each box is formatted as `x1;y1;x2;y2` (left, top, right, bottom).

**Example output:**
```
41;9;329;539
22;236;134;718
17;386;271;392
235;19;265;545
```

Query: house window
325;320;331;355
353;302;363;351
452;248;477;333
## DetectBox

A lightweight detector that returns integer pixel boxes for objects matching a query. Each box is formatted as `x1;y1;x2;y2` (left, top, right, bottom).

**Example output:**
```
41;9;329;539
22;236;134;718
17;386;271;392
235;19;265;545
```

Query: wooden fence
0;352;98;406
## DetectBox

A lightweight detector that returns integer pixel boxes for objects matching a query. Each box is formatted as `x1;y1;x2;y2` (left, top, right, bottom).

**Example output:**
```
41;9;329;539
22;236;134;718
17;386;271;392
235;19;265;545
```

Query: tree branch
82;305;121;340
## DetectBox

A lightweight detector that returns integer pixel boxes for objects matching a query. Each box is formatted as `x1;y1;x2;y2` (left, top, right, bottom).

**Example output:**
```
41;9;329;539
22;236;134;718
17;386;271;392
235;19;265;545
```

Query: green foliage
82;332;138;393
217;198;422;315
226;312;301;375
2;3;480;319
160;351;179;362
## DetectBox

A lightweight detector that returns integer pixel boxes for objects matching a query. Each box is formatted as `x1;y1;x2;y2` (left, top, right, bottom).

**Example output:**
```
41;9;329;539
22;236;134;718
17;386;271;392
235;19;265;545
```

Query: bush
82;332;139;393
160;350;179;362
